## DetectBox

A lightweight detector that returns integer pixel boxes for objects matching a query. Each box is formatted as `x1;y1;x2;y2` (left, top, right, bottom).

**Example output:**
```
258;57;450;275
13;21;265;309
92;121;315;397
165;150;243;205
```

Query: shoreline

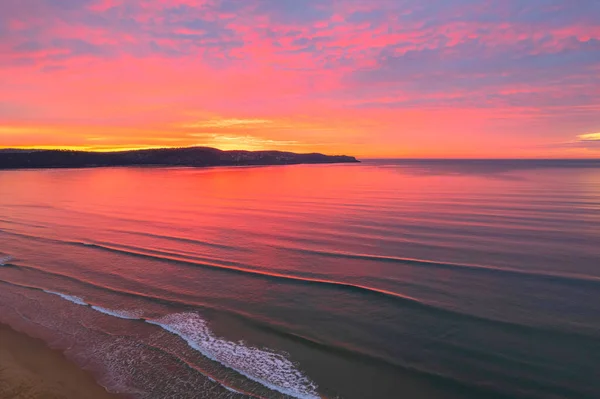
0;160;361;172
0;323;124;399
0;146;360;171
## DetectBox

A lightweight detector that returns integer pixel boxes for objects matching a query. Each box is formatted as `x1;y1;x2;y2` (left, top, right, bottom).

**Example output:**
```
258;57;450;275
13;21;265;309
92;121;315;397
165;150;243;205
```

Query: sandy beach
0;324;122;399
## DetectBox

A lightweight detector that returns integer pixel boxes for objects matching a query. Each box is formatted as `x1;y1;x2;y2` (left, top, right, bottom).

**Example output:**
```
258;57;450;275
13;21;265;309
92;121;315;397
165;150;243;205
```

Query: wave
285;247;600;286
91;306;144;320
0;228;64;244
27;286;320;399
3;252;599;343
148;313;320;399
70;240;600;324
68;240;443;304
4;283;264;398
43;291;144;321
5;225;598;290
0;255;12;266
109;229;248;252
5;227;599;288
43;290;87;306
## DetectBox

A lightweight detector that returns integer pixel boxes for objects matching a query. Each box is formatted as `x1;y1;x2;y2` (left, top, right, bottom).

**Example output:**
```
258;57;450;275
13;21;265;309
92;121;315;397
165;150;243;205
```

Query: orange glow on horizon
2;111;599;158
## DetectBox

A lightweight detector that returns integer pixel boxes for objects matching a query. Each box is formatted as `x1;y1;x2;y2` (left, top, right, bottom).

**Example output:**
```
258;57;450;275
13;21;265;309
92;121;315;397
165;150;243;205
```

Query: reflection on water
0;160;599;399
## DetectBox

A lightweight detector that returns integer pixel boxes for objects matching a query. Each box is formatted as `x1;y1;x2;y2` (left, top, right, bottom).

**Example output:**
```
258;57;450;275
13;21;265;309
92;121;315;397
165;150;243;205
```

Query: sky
1;0;599;158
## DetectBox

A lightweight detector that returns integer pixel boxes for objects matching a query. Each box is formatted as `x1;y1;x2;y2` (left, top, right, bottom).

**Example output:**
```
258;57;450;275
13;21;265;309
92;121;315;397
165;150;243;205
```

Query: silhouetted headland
0;147;360;170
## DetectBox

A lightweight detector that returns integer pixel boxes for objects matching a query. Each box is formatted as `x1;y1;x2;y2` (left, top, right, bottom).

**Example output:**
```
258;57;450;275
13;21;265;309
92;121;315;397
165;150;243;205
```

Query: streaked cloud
181;119;274;129
571;132;600;150
189;133;300;151
577;133;600;142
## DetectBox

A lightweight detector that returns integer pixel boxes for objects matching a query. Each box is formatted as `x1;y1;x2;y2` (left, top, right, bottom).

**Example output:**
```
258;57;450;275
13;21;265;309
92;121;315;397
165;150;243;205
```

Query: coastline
0;147;360;171
0;323;124;399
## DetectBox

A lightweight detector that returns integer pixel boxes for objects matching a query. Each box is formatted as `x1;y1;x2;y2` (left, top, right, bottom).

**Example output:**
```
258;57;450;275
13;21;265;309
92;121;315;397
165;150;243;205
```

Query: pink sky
1;0;599;157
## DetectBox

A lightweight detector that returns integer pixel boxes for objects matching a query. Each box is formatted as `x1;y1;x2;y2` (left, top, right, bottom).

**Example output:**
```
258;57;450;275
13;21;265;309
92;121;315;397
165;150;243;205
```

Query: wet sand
0;324;122;399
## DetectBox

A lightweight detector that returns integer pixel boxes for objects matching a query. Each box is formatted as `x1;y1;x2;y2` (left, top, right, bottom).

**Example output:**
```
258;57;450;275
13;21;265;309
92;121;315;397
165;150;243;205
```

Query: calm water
1;160;599;399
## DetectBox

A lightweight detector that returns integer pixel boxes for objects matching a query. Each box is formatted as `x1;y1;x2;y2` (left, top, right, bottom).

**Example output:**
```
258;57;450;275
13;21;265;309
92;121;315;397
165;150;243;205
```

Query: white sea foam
43;290;141;320
91;306;143;320
43;290;88;306
148;313;320;399
0;255;12;265
223;384;244;395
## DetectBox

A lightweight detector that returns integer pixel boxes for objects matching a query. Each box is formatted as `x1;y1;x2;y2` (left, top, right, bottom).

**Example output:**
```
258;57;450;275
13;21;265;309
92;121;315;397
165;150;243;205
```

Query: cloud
181;119;274;129
549;132;600;151
577;133;600;145
41;64;66;72
253;0;333;24
351;33;600;92
187;132;301;151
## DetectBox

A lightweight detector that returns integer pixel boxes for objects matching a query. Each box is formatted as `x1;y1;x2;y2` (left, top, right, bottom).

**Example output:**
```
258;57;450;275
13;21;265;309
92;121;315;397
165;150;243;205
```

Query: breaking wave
90;306;144;320
43;290;87;306
42;290;319;399
0;255;13;266
148;312;320;399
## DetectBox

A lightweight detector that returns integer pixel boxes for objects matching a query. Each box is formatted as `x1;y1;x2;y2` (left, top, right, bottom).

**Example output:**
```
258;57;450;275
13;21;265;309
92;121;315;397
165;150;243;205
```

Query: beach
0;323;120;399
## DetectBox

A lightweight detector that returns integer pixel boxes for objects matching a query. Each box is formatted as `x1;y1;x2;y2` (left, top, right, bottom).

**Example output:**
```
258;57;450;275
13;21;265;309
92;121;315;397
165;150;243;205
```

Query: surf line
42;289;322;399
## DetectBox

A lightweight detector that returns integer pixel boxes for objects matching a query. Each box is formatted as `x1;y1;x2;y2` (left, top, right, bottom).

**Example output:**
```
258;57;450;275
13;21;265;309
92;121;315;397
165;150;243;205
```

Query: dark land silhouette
0;147;359;170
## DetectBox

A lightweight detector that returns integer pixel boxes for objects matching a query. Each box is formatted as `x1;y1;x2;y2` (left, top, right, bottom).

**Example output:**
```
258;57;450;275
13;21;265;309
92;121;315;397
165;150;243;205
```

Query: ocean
0;159;599;399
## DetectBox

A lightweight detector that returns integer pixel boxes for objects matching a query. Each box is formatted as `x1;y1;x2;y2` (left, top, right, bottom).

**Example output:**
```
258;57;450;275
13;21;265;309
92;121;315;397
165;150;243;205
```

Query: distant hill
0;149;44;154
0;147;359;170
